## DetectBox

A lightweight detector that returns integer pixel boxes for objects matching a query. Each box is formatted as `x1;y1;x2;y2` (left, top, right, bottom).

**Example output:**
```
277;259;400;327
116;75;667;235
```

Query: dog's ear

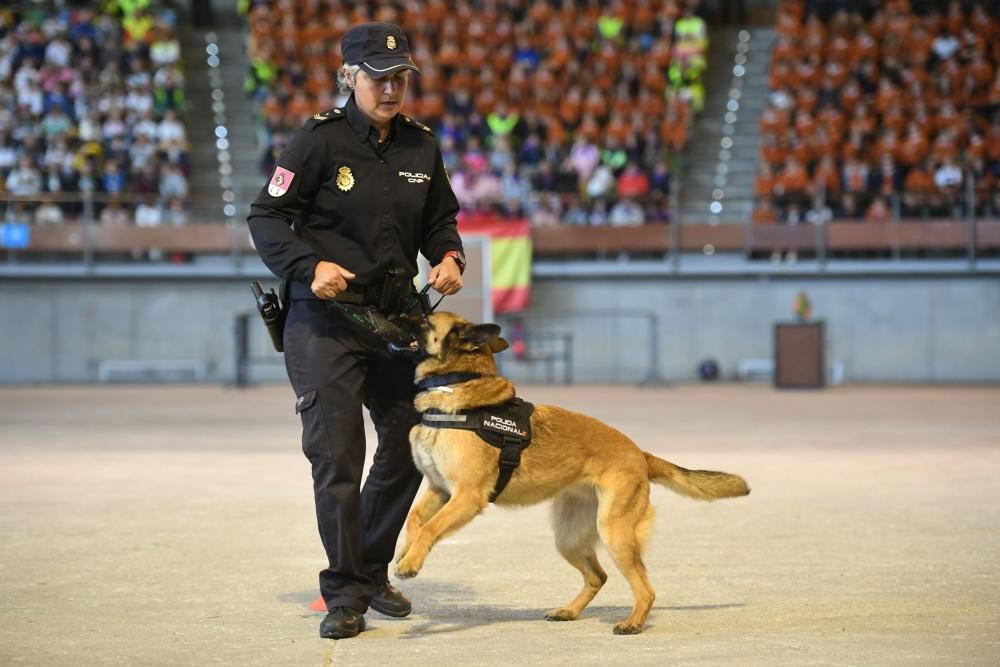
488;336;509;353
458;323;505;351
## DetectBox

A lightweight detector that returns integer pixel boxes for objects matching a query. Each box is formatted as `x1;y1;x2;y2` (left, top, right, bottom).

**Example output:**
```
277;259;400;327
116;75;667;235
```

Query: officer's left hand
429;258;463;296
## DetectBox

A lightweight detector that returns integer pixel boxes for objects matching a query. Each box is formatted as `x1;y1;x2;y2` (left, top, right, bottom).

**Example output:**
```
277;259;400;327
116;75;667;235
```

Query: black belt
288;280;381;306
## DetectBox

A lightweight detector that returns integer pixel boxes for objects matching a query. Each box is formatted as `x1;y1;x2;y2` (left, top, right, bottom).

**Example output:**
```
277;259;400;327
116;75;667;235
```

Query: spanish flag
458;215;532;313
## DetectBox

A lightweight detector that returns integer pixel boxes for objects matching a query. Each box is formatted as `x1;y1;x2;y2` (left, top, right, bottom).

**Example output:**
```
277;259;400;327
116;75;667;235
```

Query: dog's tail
644;453;750;501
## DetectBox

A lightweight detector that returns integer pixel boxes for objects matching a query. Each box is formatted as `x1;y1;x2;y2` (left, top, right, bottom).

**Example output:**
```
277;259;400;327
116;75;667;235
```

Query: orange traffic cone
309;595;327;612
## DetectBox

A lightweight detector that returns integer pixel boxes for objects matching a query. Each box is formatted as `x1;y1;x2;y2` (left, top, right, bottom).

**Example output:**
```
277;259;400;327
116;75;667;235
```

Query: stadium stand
3;3;997;263
0;2;190;228
756;0;999;225
241;0;713;228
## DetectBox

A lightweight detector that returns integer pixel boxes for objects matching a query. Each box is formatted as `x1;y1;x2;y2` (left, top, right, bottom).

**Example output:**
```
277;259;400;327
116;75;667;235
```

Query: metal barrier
499;310;666;386
500;325;574;384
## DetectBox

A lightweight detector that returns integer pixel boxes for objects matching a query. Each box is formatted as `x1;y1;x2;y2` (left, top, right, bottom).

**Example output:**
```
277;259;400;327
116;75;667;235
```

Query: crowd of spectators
0;1;191;229
754;0;1000;225
244;0;713;227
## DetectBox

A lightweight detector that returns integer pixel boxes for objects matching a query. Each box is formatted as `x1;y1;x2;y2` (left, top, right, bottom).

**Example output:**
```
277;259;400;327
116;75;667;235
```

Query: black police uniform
247;94;463;613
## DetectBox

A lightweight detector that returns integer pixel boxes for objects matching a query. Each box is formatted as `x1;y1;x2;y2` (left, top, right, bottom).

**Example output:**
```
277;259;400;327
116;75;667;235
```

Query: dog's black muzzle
386;313;430;361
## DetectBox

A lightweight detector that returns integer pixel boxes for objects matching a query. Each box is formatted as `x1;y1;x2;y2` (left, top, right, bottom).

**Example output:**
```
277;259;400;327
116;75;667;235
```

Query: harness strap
490;437;525;502
420;398;534;503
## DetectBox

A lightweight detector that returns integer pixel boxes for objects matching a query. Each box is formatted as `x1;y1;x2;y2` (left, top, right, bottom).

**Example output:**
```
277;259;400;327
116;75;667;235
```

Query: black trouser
283;299;423;612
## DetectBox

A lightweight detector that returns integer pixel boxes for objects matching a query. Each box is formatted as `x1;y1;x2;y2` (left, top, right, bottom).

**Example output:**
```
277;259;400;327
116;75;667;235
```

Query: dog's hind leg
394;487;489;579
396;487;449;565
596;481;656;635
545;487;607;622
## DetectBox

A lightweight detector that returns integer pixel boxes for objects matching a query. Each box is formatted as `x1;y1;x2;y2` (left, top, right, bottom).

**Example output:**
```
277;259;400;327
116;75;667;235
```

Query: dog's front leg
394;488;488;579
396;487;449;565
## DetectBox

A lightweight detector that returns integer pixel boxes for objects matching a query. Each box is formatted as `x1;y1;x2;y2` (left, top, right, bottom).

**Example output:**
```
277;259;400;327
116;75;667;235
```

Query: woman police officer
247;22;465;639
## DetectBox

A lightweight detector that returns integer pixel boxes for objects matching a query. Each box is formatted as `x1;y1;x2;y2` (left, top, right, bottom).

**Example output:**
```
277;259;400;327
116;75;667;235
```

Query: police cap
341;22;420;77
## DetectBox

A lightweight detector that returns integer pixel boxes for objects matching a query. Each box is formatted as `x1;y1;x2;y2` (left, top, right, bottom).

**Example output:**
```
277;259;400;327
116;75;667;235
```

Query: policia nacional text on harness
418;376;535;503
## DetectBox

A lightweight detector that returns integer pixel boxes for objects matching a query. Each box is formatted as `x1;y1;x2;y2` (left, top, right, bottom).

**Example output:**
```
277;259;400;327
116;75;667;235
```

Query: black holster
251;280;286;353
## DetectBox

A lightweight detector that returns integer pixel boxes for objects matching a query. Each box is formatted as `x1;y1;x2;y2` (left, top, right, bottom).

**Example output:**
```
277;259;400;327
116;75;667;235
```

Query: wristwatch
443;250;466;274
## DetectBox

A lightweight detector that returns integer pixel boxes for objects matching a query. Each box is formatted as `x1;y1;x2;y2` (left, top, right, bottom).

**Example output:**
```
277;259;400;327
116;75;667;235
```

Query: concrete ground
1;384;998;666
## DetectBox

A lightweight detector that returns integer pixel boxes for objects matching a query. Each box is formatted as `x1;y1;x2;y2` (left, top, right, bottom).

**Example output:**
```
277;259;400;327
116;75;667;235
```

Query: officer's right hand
311;261;356;299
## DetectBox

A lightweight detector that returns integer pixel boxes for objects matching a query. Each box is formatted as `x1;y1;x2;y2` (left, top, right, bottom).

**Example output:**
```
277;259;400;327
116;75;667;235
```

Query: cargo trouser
283;299;423;612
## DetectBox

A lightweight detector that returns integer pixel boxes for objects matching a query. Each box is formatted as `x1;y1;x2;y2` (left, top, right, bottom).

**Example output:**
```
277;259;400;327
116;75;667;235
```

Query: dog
393;312;749;634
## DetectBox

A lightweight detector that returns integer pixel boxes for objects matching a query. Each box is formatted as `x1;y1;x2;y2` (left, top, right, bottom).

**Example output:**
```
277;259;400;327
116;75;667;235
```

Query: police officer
247;22;465;639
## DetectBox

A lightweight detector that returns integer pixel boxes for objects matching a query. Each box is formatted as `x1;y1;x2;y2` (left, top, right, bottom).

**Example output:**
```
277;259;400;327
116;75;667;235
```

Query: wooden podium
774;321;825;388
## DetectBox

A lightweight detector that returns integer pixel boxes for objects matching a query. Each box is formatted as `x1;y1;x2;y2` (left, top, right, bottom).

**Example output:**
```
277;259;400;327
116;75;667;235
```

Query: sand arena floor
1;384;998;666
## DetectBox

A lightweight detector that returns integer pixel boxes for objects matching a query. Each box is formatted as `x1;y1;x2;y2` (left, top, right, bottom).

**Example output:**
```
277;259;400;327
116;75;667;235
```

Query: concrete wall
511;275;1000;383
2;274;999;384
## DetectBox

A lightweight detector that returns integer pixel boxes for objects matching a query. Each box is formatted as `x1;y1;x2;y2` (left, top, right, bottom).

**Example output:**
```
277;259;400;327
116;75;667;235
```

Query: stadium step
678;27;775;224
179;26;260;226
178;30;223;223
212;29;267;225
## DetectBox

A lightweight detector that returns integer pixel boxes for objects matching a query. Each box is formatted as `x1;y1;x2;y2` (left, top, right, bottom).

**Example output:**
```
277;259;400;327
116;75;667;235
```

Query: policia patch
421;398;534;502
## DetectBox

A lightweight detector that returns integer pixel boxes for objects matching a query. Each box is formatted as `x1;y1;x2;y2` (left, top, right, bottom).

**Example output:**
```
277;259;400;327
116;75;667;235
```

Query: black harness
418;375;534;502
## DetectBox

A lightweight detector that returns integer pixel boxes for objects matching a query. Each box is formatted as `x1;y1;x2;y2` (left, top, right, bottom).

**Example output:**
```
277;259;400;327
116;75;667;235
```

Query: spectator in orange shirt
803;13;828;54
284;90;313;126
604;111;631;145
849;103;876;138
839;77;863;114
755;161;776;199
898;124;929;167
931;129;959;164
852;30;878;67
842;157;870;194
761;134;787;166
786;133;812;166
812;155;841;200
769;61;795;92
986;114;1000;163
775;157;809;202
793;110;816;139
582;88;608;121
874;130;900;162
752;198;778;224
795;88;818;114
902;160;935;215
865;196;892;222
760;104;789;137
636;89;664;119
817;104;845;139
772;34;801;64
870;154;902;196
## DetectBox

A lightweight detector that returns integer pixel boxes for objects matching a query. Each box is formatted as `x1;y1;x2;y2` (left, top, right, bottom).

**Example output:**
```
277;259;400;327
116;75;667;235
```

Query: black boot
370;581;412;618
319;607;366;639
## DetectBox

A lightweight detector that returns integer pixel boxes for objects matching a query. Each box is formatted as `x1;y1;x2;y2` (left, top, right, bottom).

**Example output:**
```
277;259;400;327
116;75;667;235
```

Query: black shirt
247;96;463;289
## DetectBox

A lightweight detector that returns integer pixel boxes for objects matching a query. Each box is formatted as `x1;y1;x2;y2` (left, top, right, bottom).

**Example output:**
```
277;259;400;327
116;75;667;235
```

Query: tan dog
394;312;749;634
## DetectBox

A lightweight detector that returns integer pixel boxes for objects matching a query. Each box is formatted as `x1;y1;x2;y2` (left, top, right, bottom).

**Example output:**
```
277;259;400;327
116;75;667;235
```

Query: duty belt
288;280;380;306
420;397;535;502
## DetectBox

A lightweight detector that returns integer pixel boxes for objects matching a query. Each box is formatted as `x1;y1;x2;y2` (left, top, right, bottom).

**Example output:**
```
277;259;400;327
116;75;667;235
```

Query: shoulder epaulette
302;108;346;131
400;114;434;134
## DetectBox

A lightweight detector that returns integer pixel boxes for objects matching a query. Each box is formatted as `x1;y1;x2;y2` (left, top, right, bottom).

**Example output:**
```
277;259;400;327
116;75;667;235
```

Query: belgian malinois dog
393;312;749;634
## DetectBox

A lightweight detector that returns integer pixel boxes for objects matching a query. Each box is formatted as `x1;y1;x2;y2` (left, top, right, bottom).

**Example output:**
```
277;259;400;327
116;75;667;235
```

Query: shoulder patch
302;108;346;131
401;114;434;134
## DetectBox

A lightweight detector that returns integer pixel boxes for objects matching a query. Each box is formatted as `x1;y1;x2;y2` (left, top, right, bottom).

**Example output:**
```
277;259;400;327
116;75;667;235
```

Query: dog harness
418;380;534;503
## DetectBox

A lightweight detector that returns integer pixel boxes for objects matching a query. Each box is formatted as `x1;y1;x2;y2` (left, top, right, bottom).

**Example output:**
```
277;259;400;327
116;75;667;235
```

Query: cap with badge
341;22;420;77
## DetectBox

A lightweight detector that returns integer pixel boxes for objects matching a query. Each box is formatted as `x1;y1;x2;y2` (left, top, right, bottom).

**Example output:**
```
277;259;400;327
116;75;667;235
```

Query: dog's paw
612;622;643;635
394;558;421;580
544;608;577;622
